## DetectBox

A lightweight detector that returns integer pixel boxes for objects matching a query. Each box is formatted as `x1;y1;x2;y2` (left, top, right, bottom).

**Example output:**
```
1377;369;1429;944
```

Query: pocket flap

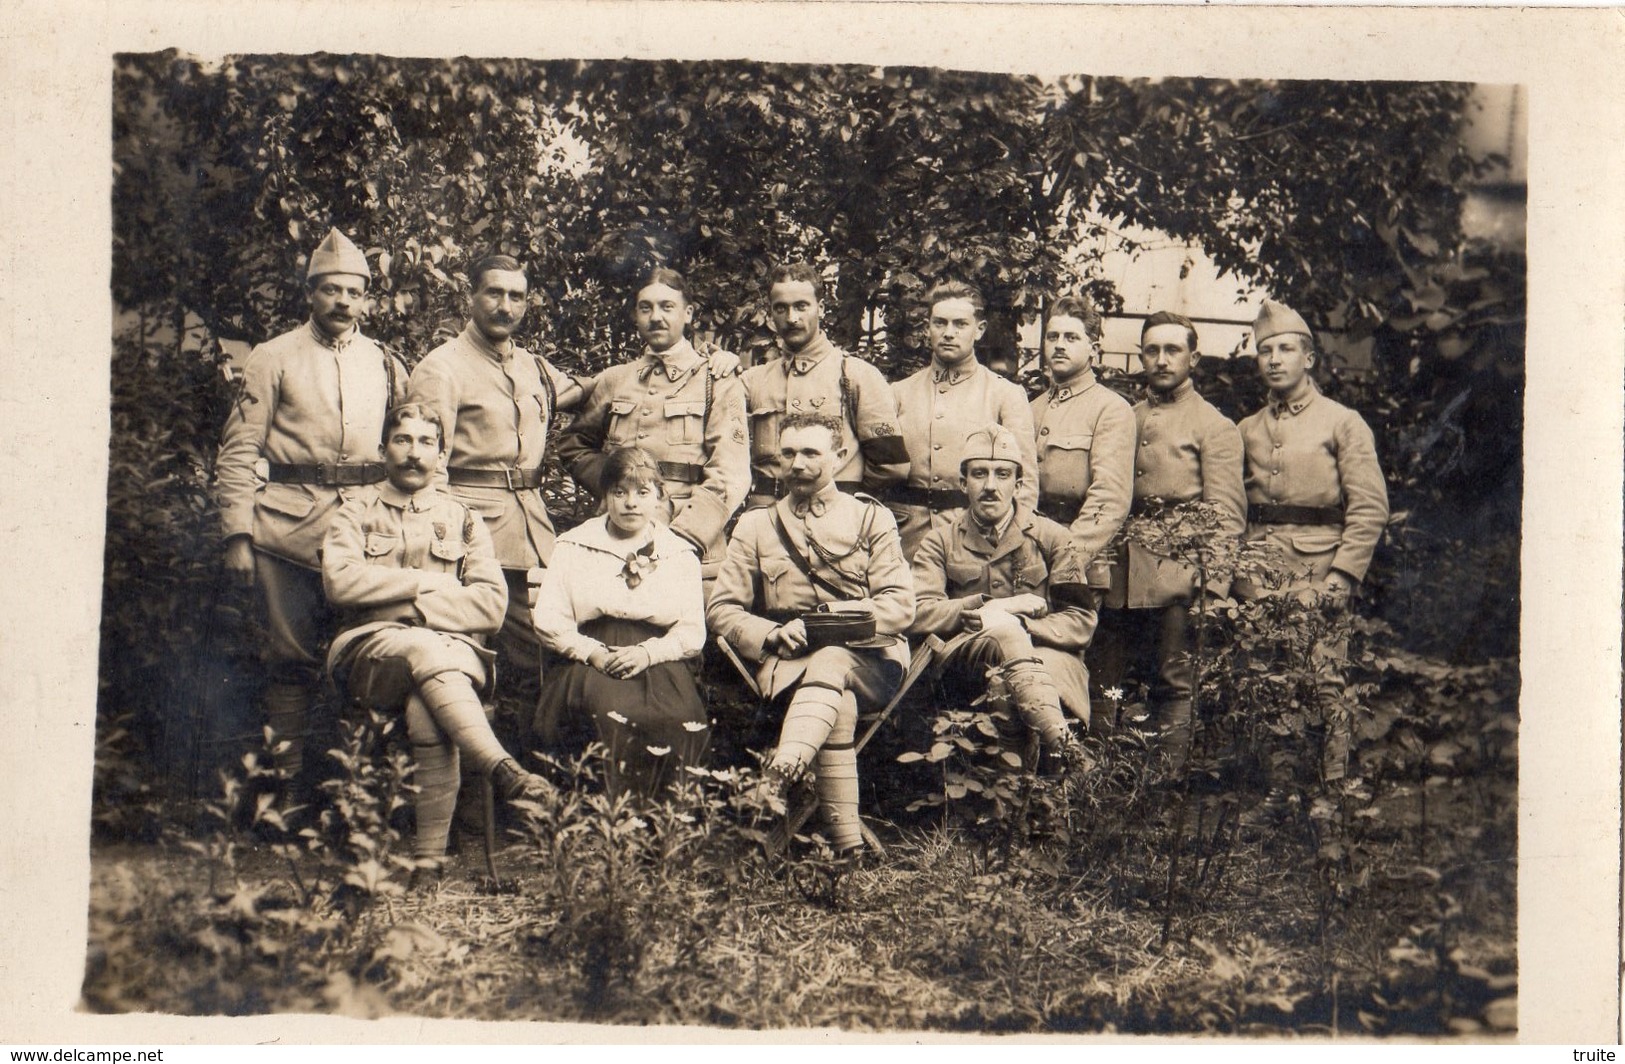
609;398;637;416
1047;432;1095;452
665;400;707;419
1288;529;1342;556
945;560;986;589
761;558;793;584
257;482;316;519
363;531;399;557
429;537;466;562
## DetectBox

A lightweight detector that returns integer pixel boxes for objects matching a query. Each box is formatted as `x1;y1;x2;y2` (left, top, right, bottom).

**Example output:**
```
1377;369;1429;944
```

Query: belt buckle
503;467;521;492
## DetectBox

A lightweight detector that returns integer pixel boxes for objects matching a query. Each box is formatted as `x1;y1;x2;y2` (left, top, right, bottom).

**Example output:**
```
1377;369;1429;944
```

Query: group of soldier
216;227;1388;862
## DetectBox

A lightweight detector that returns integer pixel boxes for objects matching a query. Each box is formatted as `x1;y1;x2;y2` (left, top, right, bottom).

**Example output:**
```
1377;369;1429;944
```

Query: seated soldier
909;425;1094;771
322;403;546;859
707;412;916;856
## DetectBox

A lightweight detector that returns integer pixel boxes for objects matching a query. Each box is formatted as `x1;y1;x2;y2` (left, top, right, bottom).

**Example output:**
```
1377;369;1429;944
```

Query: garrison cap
960;424;1025;474
1251;299;1312;346
307;228;371;282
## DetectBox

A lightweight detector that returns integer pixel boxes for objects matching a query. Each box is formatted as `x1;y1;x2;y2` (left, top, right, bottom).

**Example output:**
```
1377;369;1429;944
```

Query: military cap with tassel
306;228;371;282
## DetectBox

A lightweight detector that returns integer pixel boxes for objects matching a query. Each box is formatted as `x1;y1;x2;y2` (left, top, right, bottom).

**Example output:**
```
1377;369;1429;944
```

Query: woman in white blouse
532;447;710;799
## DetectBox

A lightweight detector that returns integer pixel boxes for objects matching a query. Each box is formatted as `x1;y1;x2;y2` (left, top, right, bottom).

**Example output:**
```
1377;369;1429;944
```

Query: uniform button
639;432;649;439
933;444;942;450
1136;470;1144;477
1040;427;1049;436
937;385;949;394
935;412;944;420
1141;440;1149;446
643;407;652;415
339;453;349;460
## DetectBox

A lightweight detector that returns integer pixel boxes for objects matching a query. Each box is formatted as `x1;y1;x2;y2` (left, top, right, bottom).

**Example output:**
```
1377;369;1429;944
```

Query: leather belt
750;475;862;498
1249;502;1343;526
266;461;385;486
886;485;969;511
447;466;544;490
1035;494;1081;524
657;461;706;485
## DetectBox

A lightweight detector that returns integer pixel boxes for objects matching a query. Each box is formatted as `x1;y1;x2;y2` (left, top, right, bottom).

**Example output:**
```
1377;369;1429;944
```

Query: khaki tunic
215;320;407;567
1237;384;1389;587
740;332;909;503
1105;380;1247;608
556;339;750;574
890;362;1038;556
321;483;507;685
910;507;1094;716
1029;372;1136;584
406;323;580;570
707;484;915;699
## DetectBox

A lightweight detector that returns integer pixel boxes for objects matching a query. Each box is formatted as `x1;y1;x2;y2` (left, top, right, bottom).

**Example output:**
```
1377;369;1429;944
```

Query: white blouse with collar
532;517;706;665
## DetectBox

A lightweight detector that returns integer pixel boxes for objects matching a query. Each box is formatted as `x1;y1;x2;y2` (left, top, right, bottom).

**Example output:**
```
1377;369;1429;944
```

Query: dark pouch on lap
341;656;416;710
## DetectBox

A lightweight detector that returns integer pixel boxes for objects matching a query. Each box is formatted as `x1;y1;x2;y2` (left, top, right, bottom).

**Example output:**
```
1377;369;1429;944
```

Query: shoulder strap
770;506;850;603
381;348;400;410
839;355;855;427
533;352;558;433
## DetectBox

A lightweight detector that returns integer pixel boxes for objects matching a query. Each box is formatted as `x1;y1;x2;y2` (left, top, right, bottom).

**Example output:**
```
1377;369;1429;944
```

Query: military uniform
557;338;750;580
707;482;915;851
1029;370;1136;585
1237;384;1389;591
1237;300;1390;782
1094;378;1245;755
890;363;1038;556
214;230;408;777
322;481;532;856
739;331;909;507
911;503;1096;750
405;322;582;663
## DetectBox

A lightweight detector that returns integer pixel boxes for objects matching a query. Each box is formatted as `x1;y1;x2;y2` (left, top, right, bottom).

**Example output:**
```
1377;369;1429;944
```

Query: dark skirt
534;616;709;800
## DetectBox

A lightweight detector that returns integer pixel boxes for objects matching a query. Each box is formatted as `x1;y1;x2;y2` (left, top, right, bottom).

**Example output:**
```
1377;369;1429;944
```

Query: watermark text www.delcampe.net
11;1052;163;1062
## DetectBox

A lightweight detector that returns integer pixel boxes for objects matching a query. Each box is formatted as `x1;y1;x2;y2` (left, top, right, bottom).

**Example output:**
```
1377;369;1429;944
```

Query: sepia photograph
2;0;1620;1050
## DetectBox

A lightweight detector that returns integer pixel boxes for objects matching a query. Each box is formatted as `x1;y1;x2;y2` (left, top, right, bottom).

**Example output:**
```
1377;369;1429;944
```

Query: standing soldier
405;254;590;698
740;263;909;509
556;267;750;585
1029;294;1136;594
909;425;1094;770
215;228;407;785
889;281;1037;556
708;412;915;857
1237;299;1389;780
1094;312;1246;762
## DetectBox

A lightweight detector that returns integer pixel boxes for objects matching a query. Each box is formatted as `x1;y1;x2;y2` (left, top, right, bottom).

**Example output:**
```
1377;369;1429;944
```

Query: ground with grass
83;672;1517;1037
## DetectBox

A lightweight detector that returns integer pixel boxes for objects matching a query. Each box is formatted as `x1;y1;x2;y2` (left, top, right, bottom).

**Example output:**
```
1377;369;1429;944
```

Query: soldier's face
1255;333;1315;395
928;298;986;368
606;479;661;537
307;273;368;339
471;269;529;344
779;424;845;497
381;416;443;493
962;459;1020;525
768;280;822;353
1042;314;1095;384
635;282;693;353
1139;323;1196;394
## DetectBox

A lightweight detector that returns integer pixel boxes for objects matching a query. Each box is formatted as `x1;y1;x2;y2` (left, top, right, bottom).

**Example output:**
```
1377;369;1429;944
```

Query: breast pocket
428;535;467;576
1041;432;1095;491
747;403;784;460
363;531;399;562
760;558;796;611
606;398;639;446
664;399;706;446
945;559;988;593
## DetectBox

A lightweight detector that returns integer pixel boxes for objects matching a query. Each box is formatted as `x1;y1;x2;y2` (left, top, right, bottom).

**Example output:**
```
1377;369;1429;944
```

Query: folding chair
717;633;945;856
